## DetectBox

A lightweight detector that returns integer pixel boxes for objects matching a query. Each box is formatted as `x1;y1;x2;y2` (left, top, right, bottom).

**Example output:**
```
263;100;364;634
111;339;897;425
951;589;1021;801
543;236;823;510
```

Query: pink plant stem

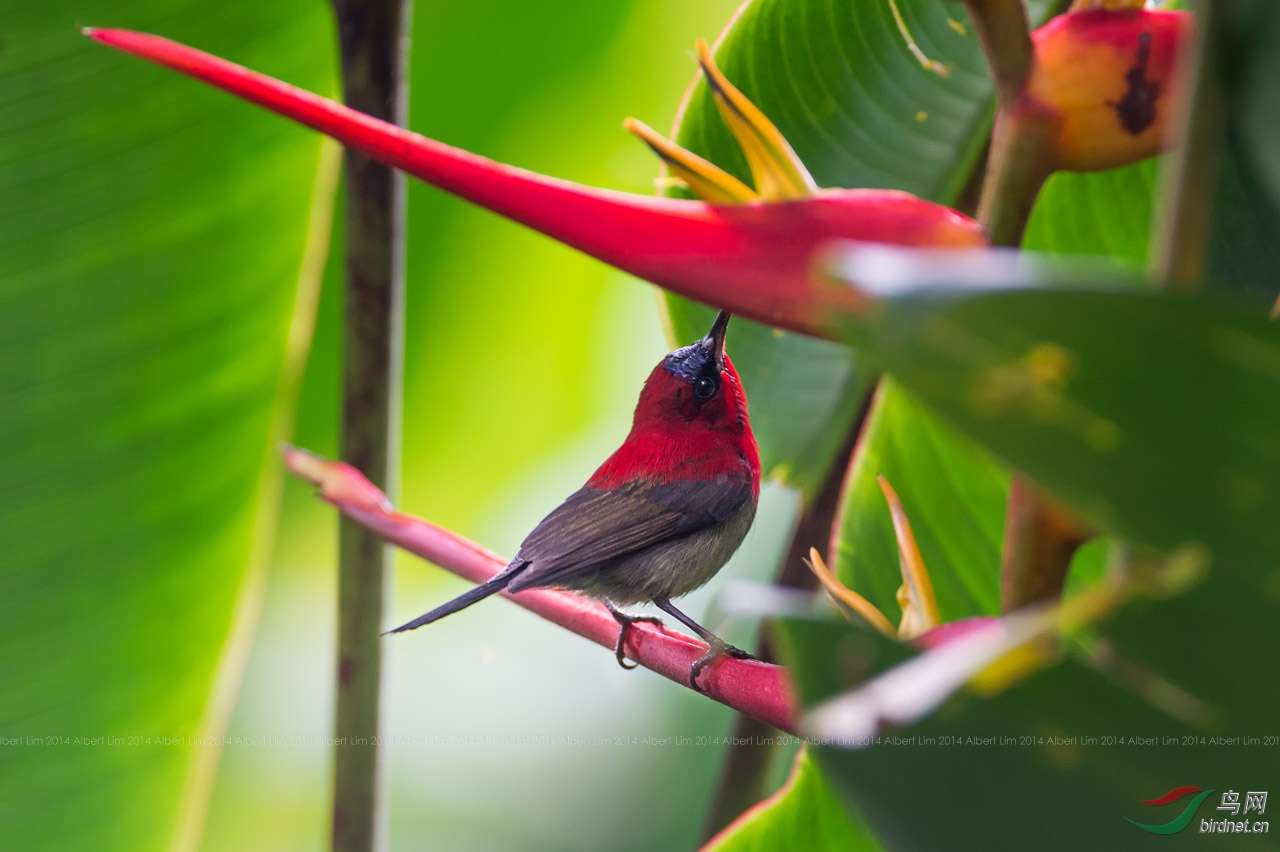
284;446;799;733
85;28;985;340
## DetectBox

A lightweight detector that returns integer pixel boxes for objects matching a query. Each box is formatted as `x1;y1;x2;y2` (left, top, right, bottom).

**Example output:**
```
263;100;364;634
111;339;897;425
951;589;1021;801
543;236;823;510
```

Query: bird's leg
605;603;664;670
653;598;754;691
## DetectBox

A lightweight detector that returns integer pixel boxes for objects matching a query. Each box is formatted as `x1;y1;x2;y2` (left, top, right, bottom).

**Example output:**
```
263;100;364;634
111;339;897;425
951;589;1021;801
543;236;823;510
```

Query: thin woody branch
1150;0;1222;289
283;446;799;734
962;0;1034;106
999;479;1090;611
966;2;1082;608
328;0;409;848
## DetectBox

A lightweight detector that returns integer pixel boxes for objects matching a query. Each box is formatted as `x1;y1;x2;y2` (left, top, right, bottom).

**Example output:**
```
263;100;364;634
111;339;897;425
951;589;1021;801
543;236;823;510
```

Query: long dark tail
386;561;528;634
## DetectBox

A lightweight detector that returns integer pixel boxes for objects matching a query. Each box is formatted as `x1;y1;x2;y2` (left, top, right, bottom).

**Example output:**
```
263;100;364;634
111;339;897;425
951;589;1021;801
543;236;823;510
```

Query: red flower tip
87;28;985;338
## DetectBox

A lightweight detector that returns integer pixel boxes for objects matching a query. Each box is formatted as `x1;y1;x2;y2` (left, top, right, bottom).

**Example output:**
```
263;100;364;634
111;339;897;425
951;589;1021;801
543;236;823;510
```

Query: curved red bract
86;27;985;340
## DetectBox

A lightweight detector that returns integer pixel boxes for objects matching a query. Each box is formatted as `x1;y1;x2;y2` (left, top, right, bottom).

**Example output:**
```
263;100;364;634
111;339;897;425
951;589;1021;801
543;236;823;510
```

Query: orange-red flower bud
1022;9;1191;172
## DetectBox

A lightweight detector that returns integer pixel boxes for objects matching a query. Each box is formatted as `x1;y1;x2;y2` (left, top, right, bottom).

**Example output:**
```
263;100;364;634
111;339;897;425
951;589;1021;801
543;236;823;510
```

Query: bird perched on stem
390;311;760;689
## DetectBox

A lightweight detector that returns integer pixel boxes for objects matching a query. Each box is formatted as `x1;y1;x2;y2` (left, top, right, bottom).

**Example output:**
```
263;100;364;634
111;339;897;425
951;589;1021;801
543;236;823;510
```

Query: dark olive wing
507;477;753;591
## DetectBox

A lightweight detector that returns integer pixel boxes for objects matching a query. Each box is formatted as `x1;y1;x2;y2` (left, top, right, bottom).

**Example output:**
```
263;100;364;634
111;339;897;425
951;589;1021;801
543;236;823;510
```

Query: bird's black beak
702;311;731;371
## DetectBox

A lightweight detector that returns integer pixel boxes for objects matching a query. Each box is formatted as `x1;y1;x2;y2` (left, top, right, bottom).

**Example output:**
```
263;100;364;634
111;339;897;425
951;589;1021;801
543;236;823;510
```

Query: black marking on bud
1110;32;1159;136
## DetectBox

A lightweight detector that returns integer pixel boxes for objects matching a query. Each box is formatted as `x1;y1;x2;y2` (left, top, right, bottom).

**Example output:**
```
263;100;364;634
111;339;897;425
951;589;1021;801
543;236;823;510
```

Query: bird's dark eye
694;375;718;401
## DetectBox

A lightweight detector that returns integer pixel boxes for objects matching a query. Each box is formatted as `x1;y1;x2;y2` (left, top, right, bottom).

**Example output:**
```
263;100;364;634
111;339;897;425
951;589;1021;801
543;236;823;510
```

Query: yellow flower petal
877;475;941;639
623;117;757;204
805;547;897;638
695;38;817;200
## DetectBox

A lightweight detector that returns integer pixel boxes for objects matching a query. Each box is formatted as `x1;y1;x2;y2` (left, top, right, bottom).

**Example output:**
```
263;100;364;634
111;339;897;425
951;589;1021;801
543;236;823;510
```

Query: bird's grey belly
550;500;756;605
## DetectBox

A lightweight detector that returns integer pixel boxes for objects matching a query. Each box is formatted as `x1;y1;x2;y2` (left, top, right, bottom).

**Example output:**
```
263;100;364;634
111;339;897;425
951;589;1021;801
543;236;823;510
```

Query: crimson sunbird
390;311;761;688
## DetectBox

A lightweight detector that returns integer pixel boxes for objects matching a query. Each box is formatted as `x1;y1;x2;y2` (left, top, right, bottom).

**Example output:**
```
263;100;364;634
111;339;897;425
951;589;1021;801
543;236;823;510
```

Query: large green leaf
659;0;1057;496
808;224;1280;848
1023;161;1157;267
0;3;334;847
780;463;1280;848
777;612;1279;851
819;266;1278;827
840;280;1280;570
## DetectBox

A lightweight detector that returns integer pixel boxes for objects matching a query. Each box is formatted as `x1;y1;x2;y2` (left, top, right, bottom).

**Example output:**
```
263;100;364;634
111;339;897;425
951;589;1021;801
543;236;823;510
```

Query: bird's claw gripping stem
690;641;755;691
607;607;665;670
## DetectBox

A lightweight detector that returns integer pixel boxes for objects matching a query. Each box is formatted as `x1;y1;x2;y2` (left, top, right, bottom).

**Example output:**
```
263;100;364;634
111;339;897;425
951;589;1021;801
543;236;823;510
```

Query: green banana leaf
0;2;335;847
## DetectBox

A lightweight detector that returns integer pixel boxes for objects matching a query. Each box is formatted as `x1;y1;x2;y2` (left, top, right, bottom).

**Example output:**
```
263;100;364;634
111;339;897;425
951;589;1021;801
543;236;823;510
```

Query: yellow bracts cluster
806;475;941;642
624;39;816;204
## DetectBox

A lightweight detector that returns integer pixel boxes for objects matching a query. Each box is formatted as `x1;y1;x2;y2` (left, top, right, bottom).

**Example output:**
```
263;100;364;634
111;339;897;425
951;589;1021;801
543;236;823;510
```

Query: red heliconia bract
86;28;986;339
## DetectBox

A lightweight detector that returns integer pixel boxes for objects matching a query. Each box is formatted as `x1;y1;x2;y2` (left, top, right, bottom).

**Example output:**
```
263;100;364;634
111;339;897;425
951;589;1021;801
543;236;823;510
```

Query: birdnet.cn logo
1126;786;1269;835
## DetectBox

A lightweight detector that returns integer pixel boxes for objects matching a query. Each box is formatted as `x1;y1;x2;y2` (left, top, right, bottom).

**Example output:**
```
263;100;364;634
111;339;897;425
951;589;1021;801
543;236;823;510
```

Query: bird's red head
590;312;760;499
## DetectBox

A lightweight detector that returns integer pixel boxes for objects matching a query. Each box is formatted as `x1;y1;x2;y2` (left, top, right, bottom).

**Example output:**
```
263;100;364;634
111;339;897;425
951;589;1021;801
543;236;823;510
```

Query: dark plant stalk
698;414;864;842
962;0;1033;106
974;111;1054;247
966;0;1050;248
330;1;411;849
1150;0;1222;289
999;478;1089;611
964;0;1090;612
